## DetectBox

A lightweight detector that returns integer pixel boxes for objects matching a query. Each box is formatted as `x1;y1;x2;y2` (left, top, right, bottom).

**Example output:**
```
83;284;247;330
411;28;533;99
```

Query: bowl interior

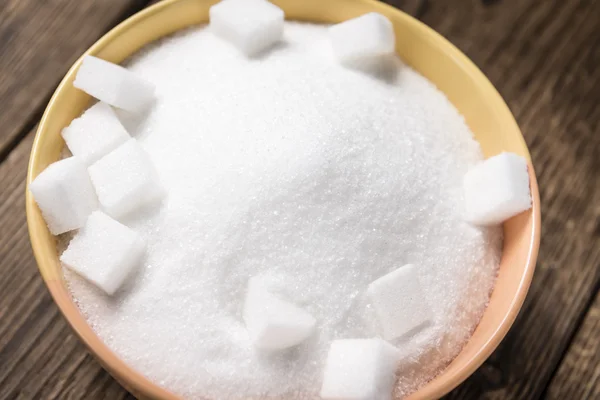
26;0;540;398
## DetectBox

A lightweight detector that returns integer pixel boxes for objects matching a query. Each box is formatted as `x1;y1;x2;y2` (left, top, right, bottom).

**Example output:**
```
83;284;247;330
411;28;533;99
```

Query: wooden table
1;0;598;398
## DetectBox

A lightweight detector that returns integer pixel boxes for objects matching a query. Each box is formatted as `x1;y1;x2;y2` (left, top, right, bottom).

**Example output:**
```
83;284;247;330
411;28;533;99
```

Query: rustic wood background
0;0;598;399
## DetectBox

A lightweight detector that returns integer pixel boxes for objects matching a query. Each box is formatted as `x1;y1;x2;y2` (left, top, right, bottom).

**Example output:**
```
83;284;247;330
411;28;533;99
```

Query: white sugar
64;23;501;399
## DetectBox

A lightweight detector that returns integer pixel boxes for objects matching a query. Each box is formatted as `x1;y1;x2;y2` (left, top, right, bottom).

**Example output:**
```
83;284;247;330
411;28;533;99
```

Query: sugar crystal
64;23;502;399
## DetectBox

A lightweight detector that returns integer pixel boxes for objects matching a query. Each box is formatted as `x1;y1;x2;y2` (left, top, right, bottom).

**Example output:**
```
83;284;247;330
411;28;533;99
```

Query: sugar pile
64;23;502;399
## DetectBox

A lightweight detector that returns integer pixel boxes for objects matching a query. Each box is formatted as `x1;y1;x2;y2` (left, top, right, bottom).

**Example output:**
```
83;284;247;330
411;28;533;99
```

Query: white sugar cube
61;211;145;295
367;264;433;341
464;152;532;226
29;157;98;235
74;55;155;112
210;0;284;56
329;13;396;67
88;138;164;219
320;338;400;400
243;277;316;350
61;102;130;166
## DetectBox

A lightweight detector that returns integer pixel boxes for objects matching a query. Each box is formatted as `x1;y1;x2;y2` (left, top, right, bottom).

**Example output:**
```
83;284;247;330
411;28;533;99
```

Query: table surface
1;0;599;399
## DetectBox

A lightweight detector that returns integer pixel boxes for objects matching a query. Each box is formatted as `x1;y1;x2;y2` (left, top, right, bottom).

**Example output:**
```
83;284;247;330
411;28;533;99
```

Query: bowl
26;0;541;398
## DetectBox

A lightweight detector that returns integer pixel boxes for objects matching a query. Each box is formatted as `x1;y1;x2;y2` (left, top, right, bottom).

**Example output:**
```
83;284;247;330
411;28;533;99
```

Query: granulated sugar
65;23;502;399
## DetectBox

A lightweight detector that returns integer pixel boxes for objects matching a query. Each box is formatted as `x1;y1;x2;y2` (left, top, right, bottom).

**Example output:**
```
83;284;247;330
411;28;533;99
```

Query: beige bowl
26;0;541;398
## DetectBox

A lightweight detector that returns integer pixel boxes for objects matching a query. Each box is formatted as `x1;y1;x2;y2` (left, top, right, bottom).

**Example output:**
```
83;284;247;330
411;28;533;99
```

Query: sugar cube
88;138;164;219
29;157;98;235
73;55;155;112
61;211;145;295
210;0;284;56
320;338;400;400
243;277;316;350
61;102;130;165
367;264;433;341
329;13;396;67
463;152;532;226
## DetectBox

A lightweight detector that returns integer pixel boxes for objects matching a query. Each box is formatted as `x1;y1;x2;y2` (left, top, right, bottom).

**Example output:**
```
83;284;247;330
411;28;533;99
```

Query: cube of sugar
329;13;395;66
61;211;145;295
29;157;98;235
210;0;284;56
463;152;532;226
320;338;400;400
88;138;164;219
73;55;155;112
367;264;433;341
61;102;130;165
243;277;316;350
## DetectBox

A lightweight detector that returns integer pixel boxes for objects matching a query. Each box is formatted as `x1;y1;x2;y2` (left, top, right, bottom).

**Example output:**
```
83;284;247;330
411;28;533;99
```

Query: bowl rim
26;0;541;399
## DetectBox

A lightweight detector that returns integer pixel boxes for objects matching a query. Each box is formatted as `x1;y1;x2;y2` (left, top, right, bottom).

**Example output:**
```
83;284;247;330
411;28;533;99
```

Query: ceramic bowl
26;0;541;398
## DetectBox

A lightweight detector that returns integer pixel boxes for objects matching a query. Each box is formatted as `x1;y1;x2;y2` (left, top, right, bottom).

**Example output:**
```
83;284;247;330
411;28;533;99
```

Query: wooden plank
546;291;600;399
392;0;428;18
420;0;600;398
0;0;149;160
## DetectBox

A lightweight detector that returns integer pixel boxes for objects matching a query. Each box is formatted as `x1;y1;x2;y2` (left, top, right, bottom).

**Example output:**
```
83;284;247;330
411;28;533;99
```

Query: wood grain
0;0;149;160
0;0;598;399
547;291;600;399
394;0;429;18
